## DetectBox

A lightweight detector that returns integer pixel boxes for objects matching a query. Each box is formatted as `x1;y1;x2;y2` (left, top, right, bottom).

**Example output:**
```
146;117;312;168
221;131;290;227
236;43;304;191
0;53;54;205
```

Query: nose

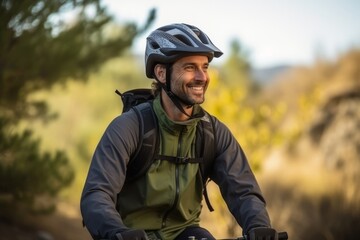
195;68;207;81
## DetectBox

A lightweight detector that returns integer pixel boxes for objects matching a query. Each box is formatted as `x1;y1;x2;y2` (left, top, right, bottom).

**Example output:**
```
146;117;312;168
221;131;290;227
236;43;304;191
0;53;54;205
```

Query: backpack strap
196;111;216;212
156;155;203;164
125;102;159;183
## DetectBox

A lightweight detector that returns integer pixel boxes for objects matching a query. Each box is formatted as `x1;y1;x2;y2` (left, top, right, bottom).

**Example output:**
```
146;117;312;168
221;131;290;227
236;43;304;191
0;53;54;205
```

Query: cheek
171;73;187;87
205;77;210;89
170;78;183;93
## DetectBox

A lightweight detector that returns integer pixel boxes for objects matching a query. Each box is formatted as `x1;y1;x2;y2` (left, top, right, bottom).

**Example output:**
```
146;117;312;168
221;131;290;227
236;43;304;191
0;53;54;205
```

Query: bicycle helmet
145;23;223;78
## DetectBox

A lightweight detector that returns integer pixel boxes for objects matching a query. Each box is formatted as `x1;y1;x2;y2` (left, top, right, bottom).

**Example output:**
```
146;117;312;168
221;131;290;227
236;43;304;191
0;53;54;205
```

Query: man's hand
248;227;278;240
113;229;149;240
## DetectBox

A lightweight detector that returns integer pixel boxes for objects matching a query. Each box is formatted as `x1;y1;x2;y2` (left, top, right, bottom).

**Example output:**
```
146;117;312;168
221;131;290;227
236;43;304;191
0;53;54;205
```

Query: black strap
125;102;159;183
156;155;203;164
203;179;214;212
196;112;216;212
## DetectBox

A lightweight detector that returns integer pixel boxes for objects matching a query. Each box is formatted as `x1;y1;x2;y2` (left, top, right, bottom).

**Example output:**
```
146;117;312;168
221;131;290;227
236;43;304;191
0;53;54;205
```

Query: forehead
174;55;209;65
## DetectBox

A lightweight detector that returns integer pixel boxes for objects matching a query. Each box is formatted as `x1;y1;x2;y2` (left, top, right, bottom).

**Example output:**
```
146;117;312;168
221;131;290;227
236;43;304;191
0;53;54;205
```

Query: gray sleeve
80;110;139;239
210;117;271;234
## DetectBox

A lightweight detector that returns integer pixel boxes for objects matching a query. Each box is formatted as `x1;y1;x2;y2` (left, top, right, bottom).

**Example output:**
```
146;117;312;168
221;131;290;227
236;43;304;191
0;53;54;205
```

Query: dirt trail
0;201;91;240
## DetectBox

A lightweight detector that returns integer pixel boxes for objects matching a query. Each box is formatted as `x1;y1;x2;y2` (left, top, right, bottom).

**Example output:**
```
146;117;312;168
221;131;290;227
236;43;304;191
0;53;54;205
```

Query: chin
194;99;205;105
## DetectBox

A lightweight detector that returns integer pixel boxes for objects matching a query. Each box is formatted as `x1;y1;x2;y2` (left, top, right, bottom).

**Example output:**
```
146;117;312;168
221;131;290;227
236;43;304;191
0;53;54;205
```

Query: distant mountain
251;65;292;85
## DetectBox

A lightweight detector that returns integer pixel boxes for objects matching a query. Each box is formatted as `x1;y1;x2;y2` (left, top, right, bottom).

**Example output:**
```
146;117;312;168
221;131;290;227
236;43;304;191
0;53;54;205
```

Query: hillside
259;48;360;240
251;65;293;85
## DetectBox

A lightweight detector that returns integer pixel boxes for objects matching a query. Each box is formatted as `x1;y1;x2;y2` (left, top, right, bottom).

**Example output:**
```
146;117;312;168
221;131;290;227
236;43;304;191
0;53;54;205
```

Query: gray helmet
145;23;223;78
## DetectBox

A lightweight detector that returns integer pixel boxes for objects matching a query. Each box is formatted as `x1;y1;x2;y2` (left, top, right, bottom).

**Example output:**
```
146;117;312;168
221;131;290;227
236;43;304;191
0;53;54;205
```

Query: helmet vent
174;34;193;47
196;32;210;45
149;40;160;50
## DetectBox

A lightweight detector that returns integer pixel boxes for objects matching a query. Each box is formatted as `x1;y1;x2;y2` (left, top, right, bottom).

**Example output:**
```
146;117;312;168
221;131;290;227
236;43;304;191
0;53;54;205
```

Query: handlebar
100;231;288;240
219;231;288;240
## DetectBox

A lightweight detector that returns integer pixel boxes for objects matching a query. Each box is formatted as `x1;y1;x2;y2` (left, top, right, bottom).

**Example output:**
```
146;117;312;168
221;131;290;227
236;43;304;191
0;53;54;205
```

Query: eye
184;64;196;71
202;64;209;72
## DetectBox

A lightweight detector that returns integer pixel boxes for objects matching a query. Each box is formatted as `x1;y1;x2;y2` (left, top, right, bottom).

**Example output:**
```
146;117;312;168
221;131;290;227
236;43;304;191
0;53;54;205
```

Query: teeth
191;86;203;90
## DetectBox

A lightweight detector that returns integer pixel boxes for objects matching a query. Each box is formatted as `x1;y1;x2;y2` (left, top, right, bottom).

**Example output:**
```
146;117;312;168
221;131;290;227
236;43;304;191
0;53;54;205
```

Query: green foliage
26;55;149;201
0;0;155;122
0;0;155;214
221;39;258;93
0;117;74;213
204;42;286;170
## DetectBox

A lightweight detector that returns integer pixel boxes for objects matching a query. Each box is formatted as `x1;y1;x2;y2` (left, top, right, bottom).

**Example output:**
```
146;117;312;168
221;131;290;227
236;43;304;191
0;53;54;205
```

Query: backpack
115;89;216;211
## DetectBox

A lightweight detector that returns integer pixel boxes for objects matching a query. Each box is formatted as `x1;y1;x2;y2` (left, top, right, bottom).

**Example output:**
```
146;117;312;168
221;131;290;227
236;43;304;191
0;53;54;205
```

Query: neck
161;91;193;121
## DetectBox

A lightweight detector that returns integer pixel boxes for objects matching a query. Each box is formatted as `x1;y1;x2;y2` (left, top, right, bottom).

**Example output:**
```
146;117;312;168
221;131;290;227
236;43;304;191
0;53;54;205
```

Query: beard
171;80;207;106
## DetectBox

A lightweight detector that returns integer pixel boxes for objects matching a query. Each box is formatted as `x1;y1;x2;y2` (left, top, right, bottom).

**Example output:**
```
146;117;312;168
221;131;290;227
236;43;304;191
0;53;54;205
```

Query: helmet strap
155;64;193;118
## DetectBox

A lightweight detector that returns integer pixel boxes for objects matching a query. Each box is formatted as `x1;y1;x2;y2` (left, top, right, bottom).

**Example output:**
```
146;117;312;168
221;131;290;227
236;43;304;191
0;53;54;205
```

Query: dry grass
259;149;360;240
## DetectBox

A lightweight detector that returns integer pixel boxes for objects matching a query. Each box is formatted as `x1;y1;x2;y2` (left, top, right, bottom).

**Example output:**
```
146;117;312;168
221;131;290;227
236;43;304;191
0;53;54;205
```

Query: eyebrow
180;61;209;67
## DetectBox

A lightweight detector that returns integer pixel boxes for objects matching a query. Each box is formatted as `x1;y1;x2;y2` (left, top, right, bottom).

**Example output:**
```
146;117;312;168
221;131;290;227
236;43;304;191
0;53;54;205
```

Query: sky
102;0;360;68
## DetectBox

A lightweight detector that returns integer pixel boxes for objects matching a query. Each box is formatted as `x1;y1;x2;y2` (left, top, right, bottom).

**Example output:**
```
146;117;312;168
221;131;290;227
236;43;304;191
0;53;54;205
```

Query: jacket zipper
161;127;184;228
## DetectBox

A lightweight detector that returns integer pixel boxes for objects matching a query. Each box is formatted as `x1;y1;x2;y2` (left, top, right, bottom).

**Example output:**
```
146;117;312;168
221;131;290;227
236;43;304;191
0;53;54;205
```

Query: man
81;23;277;240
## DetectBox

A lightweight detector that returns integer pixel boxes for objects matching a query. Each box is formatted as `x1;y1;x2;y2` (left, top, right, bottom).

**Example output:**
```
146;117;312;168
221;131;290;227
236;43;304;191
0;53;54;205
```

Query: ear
154;64;166;84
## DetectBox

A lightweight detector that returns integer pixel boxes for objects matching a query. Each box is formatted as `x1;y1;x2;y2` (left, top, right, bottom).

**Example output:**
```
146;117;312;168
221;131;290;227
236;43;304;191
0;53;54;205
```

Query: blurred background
1;1;359;239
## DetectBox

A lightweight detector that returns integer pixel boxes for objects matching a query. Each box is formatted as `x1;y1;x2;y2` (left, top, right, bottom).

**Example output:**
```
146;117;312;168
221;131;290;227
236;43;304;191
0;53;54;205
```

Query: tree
0;0;155;213
222;39;253;91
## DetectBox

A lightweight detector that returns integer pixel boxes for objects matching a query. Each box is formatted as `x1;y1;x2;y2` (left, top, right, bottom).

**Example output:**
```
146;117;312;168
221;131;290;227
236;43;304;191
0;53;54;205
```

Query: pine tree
0;0;155;213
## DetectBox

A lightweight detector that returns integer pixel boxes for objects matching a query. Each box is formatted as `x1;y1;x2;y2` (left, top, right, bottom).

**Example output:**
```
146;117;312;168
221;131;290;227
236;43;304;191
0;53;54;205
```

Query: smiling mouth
190;86;204;90
189;86;205;95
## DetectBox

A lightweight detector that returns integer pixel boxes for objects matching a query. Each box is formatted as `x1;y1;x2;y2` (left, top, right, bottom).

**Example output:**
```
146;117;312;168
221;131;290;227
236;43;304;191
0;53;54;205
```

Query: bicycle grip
235;231;288;240
278;231;288;240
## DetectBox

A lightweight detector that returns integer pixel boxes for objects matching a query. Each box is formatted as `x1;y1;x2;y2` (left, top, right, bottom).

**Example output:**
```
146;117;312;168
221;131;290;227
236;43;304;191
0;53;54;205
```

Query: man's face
170;55;210;105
